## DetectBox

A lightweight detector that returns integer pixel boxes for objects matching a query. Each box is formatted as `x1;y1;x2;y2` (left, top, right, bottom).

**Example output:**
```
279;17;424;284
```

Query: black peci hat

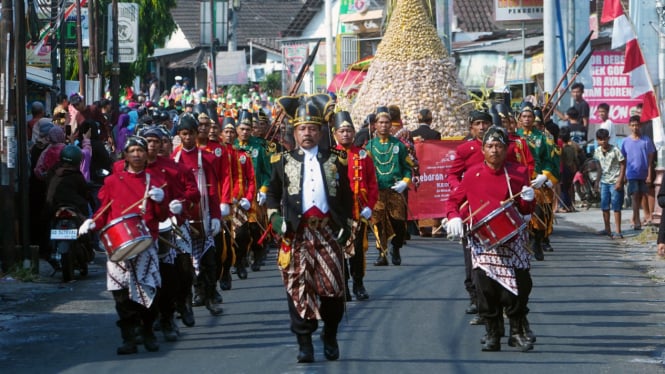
333;111;354;130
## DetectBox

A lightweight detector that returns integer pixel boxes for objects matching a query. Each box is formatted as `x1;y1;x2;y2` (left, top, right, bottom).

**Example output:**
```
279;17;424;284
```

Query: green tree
98;0;177;86
260;72;282;97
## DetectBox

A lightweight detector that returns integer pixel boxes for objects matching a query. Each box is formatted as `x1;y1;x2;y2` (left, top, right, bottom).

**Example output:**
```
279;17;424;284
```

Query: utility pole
111;0;120;112
76;0;85;98
210;0;216;94
14;0;29;269
88;0;98;98
0;0;15;272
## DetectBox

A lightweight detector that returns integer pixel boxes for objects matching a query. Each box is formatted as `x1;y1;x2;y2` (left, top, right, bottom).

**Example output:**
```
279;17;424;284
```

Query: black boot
236;265;248;279
465;302;478;314
481;318;501;352
374;252;388;266
116;322;138;355
320;326;340;361
219;271;232;291
177;294;196;327
161;316;178;342
508;318;534;352
214;289;223;304
390;247;402;266
296;334;314;363
521;315;536;343
142;325;160;352
352;277;369;300
531;230;545;261
205;298;223;316
345;280;352;301
542;236;554;252
192;286;204;307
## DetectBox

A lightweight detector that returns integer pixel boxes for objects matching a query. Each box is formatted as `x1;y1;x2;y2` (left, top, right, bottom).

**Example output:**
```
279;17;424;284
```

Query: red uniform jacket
171;146;222;220
200;140;232;205
447;137;534;193
94;169;169;239
225;143;256;202
445;161;535;224
336;144;379;220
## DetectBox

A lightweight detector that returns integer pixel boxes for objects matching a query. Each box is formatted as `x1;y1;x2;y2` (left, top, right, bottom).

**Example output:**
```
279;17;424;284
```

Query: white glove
211;218;221;236
445;217;464;238
360;206;372;220
523;214;532;222
239;198;251;211
545;179;553;188
257;191;267;206
168;199;183;215
78;218;95;236
521;186;535;202
391;180;408;194
531;174;548;188
148;186;164;203
220;203;230;217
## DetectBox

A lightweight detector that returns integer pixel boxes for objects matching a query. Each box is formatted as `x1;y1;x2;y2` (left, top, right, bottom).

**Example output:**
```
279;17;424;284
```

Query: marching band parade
6;0;665;372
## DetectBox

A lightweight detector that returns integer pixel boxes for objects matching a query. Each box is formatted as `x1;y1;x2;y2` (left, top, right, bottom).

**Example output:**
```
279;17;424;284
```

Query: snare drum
469;202;526;250
158;219;174;258
99;214;153;262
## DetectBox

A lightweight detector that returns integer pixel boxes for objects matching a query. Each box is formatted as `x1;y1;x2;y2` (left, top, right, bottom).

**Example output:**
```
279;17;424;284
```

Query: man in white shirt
267;94;353;363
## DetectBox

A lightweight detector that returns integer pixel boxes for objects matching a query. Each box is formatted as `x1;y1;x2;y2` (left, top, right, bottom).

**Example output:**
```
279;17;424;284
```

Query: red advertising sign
409;140;463;220
585;50;641;125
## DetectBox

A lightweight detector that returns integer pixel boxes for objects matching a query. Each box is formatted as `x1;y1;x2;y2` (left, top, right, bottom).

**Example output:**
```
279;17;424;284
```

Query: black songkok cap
333;111;354;130
482;126;508;145
178;114;199;133
469;110;492;123
124;136;148;152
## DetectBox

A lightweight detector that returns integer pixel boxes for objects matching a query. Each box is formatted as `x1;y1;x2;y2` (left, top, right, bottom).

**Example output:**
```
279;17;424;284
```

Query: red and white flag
602;0;663;146
206;53;215;97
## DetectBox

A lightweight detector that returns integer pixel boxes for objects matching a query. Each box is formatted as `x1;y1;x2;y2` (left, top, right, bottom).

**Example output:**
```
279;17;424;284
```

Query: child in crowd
594;128;626;238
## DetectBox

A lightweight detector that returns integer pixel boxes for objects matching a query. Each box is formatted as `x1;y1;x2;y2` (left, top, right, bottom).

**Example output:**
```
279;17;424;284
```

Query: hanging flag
27;0;89;52
206;53;214;97
601;0;664;147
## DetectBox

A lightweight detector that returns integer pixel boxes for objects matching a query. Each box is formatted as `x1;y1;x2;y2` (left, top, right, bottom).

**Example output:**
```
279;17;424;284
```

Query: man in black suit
410;109;441;140
268;94;353;363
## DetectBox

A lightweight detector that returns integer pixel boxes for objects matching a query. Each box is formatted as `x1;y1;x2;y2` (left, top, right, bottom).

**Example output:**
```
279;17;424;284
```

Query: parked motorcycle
49;205;94;282
574;158;601;209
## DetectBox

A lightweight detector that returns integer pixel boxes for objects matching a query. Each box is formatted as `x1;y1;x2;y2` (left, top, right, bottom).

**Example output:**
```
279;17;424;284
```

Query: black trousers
112;288;159;329
158;261;177;321
462;237;476;301
474;268;532;320
234;222;263;267
216;230;233;278
174;253;194;305
197;248;218;301
389;217;406;250
287;295;344;336
348;221;367;279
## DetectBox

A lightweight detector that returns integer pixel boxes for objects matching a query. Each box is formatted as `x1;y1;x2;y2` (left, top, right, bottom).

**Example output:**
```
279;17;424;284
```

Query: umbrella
327;56;373;96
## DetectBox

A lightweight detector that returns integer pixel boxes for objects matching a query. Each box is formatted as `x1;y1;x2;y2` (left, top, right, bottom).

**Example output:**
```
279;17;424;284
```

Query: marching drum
157;219;174;258
469;201;526;250
99;214;153;262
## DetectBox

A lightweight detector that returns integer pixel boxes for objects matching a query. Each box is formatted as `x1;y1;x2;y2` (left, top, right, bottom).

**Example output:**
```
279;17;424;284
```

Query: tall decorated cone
351;0;470;136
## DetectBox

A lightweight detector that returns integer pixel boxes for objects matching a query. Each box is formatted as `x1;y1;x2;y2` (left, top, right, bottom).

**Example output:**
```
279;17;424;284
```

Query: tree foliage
98;0;177;86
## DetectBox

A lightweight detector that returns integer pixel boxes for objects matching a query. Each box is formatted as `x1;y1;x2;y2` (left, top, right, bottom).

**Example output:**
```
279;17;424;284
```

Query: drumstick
92;200;114;221
501;188;529;205
158;236;180;250
462;201;490;224
121;183;168;215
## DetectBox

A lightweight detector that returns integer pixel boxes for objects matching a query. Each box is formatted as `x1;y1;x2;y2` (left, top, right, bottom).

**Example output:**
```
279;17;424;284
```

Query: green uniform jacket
235;136;271;193
516;127;559;183
366;136;413;190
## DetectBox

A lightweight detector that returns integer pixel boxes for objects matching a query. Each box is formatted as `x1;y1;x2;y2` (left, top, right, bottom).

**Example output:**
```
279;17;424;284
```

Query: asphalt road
1;218;665;374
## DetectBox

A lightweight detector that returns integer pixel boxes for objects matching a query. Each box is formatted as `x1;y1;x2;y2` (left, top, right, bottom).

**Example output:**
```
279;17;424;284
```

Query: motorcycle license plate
50;229;78;240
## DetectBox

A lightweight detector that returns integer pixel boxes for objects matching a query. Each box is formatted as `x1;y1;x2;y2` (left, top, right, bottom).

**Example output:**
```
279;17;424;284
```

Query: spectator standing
621;115;656;230
594;128;626;239
558;127;582;212
597;103;616;146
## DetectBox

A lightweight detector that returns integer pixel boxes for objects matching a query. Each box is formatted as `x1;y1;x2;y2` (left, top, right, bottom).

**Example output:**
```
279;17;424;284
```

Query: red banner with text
408;140;463;220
